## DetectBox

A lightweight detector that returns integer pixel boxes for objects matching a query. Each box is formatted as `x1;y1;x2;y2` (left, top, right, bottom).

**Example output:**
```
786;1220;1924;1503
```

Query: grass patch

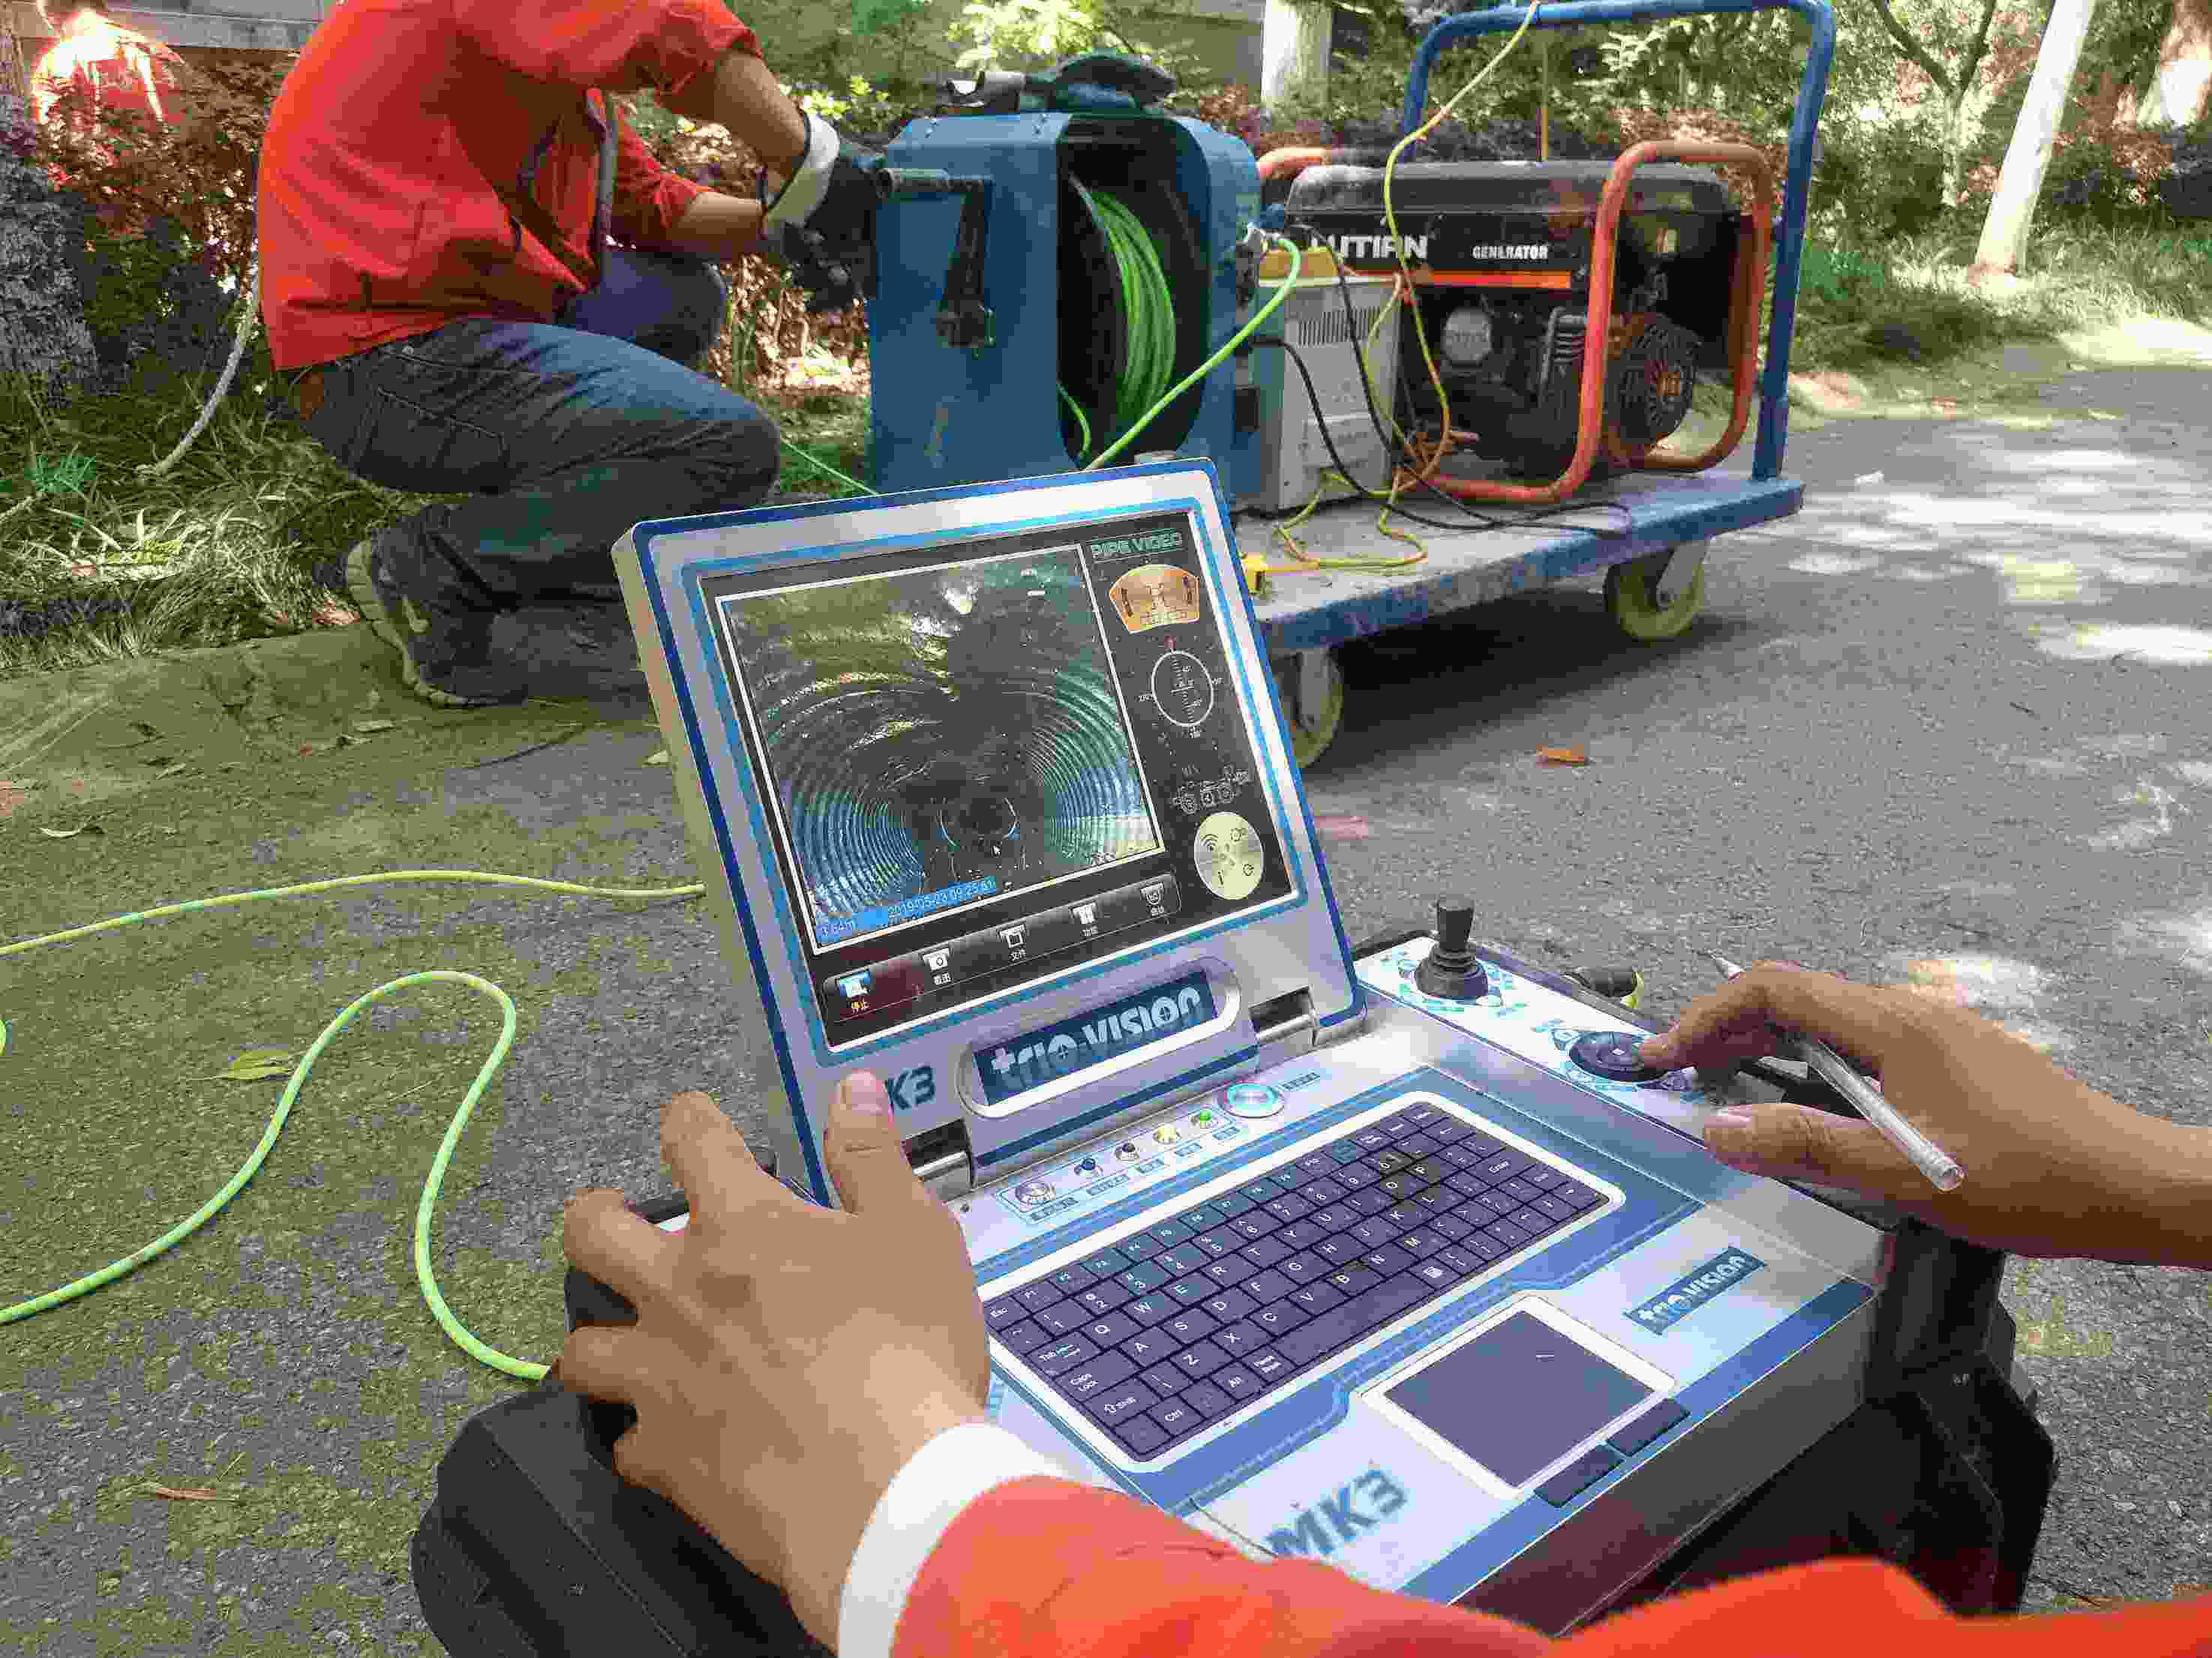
5;210;2208;680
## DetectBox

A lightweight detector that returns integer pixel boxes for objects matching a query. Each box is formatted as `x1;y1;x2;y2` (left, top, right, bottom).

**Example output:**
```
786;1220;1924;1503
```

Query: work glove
762;112;885;313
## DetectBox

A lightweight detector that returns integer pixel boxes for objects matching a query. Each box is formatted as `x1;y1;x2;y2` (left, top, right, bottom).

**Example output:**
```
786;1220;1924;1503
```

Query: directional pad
1568;1030;1669;1084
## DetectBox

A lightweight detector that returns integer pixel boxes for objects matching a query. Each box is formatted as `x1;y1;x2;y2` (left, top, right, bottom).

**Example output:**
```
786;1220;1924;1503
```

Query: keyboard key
1243;1267;1295;1304
1078;1280;1134;1315
1325;1141;1367;1166
1396;1230;1446;1260
1150;1398;1204;1437
1239;1234;1292;1269
1084;1313;1139;1348
1485;1217;1535;1249
1368;1149;1414;1176
1553;1179;1604;1211
1113;1414;1172;1456
1326;1264;1382;1297
1410;1188;1457;1216
1313;1235;1364;1266
1349;1128;1394;1152
1295;1152;1339;1180
1211;1192;1259;1219
1275;1220;1328;1252
1276;1251;1328;1284
1472;1191;1522;1220
1211;1363;1262;1399
1403;1161;1447;1186
1519;1165;1564;1191
1228;1212;1281;1243
1308;1206;1358;1235
998;1318;1050;1354
1274;1271;1433;1366
1296;1178;1349;1207
1163;1309;1220;1345
1120;1328;1178;1366
1032;1335;1100;1376
1496;1177;1544;1207
1244;1348;1296;1384
1088;1381;1160;1426
1211;1321;1270;1357
1430;1211;1477;1243
1361;1244;1416;1276
1479;1150;1535;1183
1239;1175;1293;1204
1264;1193;1316;1225
1436;1244;1489;1276
1535;1445;1621;1507
1061;1351;1137;1400
1373;1112;1421;1137
1459;1135;1506;1160
1424;1114;1476;1144
1143;1217;1197;1250
1445;1171;1493;1201
1114;1230;1171;1264
1160;1276;1213;1307
1248;1302;1310;1339
1189;1228;1241;1259
1397;1133;1442;1159
1382;1202;1425;1229
1202;1254;1258;1288
1035;1302;1091;1337
1334;1162;1382;1192
1172;1339;1232;1380
1439;1144;1484;1170
1139;1361;1190;1396
1123;1293;1179;1324
1048;1263;1099;1295
1015;1284;1063;1315
1115;1260;1175;1295
1202;1287;1260;1324
1341;1188;1393;1216
1080;1247;1134;1278
983;1297;1026;1330
1350;1218;1401;1250
1400;1104;1441;1128
1287;1279;1346;1315
1462;1231;1508;1262
1154;1244;1211;1277
1376;1174;1422;1202
1412;1260;1455;1288
1531;1193;1577;1225
1180;1379;1235;1418
1507;1206;1559;1237
1608;1399;1688;1456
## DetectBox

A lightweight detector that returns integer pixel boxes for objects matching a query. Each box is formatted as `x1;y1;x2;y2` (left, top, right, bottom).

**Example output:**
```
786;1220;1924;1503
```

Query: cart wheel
1272;649;1345;767
1605;550;1707;642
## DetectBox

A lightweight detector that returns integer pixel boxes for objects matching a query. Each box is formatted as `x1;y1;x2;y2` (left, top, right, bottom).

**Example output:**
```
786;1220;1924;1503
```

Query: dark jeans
294;247;779;611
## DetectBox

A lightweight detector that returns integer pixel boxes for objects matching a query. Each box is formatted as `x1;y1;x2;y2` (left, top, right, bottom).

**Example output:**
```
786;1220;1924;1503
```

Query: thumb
1704;1104;1914;1196
822;1071;914;1213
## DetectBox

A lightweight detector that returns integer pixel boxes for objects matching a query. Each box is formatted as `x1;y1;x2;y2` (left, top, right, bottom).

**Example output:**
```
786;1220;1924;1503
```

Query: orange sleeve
606;99;712;252
896;1480;2212;1658
448;0;758;96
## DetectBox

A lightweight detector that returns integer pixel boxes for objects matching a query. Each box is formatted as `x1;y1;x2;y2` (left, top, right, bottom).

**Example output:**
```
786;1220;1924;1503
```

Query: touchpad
1380;1309;1655;1488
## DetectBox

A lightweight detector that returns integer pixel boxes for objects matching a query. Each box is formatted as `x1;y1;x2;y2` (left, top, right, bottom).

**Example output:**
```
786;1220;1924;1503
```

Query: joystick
1415;898;1489;1002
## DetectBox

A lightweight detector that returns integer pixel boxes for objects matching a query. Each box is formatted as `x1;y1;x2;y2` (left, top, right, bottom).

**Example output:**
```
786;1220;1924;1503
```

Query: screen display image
700;512;1296;1045
716;546;1160;952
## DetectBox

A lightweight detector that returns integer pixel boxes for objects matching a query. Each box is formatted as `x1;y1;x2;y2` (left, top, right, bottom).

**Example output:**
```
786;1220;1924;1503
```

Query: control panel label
1106;563;1203;633
1265;1468;1410;1560
1627;1248;1765;1334
977;970;1217;1107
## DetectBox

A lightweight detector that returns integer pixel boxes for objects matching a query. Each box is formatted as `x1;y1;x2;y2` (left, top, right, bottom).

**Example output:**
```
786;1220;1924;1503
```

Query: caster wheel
1271;649;1344;768
1605;549;1707;641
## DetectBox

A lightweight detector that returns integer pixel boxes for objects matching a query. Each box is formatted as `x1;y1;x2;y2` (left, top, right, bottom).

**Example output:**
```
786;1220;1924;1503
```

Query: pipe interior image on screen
697;514;1295;1045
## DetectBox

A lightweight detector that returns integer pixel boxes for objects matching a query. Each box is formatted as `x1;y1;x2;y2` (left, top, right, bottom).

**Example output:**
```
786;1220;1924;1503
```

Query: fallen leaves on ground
204;1048;299;1081
38;823;101;838
1536;746;1589;766
1312;815;1370;840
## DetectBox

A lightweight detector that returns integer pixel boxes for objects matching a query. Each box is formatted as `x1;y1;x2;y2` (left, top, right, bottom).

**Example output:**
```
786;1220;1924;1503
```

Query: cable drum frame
1055;125;1212;466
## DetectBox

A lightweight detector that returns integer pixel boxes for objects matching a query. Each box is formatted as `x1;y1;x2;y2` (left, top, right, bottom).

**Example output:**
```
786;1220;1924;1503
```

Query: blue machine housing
872;110;1262;496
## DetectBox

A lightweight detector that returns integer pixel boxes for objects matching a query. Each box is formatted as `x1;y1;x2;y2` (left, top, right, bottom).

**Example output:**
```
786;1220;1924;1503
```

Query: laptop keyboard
982;1099;1611;1463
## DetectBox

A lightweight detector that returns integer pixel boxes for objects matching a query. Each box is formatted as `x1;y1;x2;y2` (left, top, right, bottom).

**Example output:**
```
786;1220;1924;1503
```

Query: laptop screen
698;507;1296;1046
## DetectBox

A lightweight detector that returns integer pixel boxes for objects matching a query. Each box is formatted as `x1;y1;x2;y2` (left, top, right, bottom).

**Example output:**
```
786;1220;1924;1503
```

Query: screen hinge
904;1119;974;1202
1249;987;1317;1054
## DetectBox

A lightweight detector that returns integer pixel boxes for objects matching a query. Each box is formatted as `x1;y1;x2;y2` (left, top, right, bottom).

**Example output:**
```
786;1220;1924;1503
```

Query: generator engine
1279;159;1748;479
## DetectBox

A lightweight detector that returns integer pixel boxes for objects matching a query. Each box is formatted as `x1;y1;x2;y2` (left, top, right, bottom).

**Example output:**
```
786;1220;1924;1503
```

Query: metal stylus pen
1706;954;1965;1193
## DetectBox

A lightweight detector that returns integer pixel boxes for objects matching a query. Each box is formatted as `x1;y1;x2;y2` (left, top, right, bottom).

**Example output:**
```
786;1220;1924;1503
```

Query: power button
1223;1083;1283;1120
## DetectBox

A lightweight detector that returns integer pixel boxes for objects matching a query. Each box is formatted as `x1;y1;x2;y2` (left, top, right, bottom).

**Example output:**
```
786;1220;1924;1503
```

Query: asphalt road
3;361;2209;1653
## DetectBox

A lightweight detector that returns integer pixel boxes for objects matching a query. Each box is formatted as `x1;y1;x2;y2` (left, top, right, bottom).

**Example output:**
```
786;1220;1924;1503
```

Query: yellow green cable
0;871;707;1381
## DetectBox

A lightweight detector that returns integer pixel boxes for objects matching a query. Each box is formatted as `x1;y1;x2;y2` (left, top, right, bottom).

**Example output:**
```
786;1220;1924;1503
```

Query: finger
659;1090;788;1243
555;1321;670;1409
562;1186;680;1316
1704;1102;1922;1200
1643;963;1904;1073
821;1072;921;1215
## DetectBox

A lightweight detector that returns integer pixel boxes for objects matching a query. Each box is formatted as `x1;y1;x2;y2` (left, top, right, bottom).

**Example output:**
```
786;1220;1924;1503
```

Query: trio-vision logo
977;970;1216;1106
1627;1248;1765;1334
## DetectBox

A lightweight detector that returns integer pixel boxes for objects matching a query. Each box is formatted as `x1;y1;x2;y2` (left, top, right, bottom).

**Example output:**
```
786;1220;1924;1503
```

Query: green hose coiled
1061;180;1178;462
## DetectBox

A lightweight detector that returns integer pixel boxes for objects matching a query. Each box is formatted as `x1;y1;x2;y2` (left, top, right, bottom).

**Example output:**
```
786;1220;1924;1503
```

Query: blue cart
1244;0;1835;764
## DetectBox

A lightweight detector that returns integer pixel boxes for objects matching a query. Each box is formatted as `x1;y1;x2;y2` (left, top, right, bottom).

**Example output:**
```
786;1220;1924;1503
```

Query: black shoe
344;535;524;709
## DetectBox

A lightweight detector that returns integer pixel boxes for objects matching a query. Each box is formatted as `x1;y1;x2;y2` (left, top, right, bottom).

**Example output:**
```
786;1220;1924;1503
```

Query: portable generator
1262;151;1768;488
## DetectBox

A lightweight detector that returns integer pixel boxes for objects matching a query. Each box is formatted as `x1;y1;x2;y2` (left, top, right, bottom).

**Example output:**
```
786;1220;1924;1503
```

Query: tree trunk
2129;0;2212;127
1972;0;2100;281
1940;82;1973;205
1262;0;1331;109
0;82;100;405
